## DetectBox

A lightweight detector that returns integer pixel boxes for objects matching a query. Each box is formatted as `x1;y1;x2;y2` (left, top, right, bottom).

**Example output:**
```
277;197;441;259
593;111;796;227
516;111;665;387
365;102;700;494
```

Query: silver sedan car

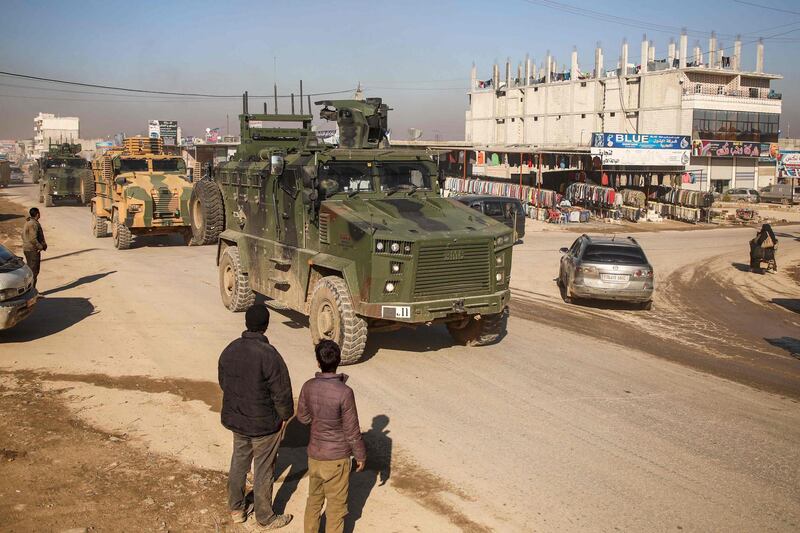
559;235;654;310
0;244;38;329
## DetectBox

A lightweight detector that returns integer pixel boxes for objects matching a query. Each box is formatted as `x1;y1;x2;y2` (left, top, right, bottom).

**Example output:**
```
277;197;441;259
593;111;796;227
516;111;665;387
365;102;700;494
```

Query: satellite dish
408;128;423;141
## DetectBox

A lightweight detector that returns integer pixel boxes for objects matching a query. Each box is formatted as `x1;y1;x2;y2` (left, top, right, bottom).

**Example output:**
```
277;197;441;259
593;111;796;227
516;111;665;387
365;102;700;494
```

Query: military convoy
37;143;93;206
90;136;194;249
189;94;513;364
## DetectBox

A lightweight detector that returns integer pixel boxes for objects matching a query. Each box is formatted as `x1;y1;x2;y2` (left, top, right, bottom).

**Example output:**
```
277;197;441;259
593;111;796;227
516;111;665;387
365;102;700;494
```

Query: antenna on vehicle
242;91;249;115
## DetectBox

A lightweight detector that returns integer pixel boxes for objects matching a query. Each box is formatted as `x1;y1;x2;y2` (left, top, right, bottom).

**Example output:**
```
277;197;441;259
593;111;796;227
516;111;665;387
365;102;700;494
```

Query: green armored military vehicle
37;143;93;207
190;93;513;364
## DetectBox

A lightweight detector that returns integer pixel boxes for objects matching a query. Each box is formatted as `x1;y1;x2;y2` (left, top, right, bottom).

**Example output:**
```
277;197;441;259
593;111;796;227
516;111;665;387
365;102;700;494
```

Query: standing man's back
218;304;294;529
298;340;366;533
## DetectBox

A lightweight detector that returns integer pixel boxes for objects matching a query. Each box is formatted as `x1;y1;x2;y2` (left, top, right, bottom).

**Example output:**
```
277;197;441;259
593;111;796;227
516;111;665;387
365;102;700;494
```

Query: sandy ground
1;181;799;532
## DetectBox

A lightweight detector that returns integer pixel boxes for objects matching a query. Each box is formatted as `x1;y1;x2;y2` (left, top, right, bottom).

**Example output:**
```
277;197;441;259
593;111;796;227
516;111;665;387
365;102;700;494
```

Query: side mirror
115;176;126;186
270;154;285;176
559;247;569;254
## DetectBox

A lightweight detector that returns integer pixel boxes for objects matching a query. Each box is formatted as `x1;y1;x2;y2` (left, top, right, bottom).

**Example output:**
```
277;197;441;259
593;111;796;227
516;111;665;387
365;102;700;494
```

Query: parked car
726;188;760;203
0;244;37;330
9;165;24;184
759;184;800;204
558;234;654;309
453;195;526;240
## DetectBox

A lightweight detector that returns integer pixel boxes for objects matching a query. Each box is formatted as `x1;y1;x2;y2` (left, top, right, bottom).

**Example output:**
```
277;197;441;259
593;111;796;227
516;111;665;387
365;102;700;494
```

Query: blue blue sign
591;133;690;150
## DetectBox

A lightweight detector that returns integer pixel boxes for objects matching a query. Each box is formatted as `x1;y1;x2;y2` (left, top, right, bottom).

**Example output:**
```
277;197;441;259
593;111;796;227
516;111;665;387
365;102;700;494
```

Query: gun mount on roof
315;98;391;149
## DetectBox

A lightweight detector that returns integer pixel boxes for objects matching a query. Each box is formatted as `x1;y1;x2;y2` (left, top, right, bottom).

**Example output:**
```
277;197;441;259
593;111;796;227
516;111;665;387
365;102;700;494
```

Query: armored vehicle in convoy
37;143;93;206
90;136;193;249
190;93;513;364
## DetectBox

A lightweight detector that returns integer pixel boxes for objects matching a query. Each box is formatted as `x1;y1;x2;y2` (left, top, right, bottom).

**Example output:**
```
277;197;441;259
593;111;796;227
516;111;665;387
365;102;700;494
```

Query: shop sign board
591;146;690;166
759;142;780;163
779;150;800;178
591;133;691;150
691;140;761;158
148;119;179;146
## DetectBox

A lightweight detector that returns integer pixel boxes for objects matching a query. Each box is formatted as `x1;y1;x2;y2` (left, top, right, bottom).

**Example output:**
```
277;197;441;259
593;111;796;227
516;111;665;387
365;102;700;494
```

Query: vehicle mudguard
306;252;360;301
217;229;250;267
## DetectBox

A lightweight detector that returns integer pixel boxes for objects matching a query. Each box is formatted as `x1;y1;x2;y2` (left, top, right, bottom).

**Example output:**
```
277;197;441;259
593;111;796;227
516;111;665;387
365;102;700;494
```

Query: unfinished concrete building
466;33;782;191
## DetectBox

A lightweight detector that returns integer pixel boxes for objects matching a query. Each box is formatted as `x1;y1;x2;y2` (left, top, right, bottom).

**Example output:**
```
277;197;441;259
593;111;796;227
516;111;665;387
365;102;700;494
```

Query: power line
733;0;800;16
0;70;354;99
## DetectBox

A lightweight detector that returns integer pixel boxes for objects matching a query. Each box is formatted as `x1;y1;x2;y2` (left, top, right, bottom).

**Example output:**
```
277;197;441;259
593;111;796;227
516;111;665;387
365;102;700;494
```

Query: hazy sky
1;0;799;141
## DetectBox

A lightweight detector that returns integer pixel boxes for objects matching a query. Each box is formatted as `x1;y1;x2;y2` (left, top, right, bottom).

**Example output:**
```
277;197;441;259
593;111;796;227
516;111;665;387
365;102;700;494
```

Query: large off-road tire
309;276;368;365
80;177;95;205
91;210;109;238
190;179;225;245
219;245;255;312
447;307;509;347
44;195;54;207
112;210;133;250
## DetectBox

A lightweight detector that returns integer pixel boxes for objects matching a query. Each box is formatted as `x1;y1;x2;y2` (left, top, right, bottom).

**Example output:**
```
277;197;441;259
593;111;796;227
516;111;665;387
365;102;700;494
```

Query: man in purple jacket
297;340;367;533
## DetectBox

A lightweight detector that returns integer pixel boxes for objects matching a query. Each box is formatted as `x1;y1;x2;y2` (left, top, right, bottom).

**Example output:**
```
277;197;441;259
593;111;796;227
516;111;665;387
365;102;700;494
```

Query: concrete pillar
492;63;499;88
733;36;742;70
648;41;655;63
595;42;604;78
621;39;629;75
571;46;579;79
717;45;724;68
756;38;764;73
532;62;538;82
545;50;552;82
471;63;477;89
517;62;523;84
525;54;531;84
505;59;511;87
679;31;688;68
694;43;702;66
668;38;676;67
708;31;717;68
640;35;649;73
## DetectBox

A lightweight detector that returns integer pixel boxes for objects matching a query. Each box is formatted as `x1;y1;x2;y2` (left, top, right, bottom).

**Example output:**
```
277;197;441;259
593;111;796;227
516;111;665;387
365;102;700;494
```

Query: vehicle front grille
152;187;178;216
413;242;491;299
65;176;77;190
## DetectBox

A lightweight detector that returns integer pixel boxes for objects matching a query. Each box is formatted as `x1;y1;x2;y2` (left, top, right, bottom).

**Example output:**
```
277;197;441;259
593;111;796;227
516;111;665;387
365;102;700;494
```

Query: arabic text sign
591;147;689;166
591;133;691;150
691;140;761;158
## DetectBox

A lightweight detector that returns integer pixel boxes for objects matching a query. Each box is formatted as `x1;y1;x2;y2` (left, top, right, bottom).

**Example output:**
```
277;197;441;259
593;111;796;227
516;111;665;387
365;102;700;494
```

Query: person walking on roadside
218;304;294;530
22;207;46;288
297;340;367;533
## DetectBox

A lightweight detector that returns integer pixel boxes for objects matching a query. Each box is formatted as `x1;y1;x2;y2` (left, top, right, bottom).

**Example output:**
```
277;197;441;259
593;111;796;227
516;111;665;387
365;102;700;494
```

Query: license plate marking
382;305;411;319
601;274;629;282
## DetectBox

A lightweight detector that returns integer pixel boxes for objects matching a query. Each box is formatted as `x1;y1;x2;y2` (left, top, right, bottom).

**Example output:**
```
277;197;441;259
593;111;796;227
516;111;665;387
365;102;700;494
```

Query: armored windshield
319;162;374;195
379;162;432;192
119;158;148;172
152;159;186;173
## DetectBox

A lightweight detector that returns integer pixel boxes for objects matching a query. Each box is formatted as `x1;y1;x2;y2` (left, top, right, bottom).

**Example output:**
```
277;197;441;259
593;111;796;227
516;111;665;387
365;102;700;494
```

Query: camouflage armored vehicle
0;160;9;188
37;143;93;206
90;137;193;249
190;93;513;364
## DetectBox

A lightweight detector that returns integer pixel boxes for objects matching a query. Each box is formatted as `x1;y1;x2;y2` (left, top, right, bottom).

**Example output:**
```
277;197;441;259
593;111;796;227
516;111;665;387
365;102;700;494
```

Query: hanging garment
490;153;500;165
601;172;609;186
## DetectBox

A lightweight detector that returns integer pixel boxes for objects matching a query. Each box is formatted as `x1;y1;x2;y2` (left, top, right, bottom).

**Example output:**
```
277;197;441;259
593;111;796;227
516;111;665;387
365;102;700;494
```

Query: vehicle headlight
385;281;396;293
0;288;21;301
391;262;401;274
390;242;400;253
495;256;503;266
376;241;385;252
404;243;412;253
495;272;504;282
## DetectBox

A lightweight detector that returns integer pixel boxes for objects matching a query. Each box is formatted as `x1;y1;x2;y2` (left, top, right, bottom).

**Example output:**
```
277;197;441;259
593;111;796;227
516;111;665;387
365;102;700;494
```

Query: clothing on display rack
444;177;560;207
648;202;704;223
658;188;714;208
620;189;647;208
566;182;616;207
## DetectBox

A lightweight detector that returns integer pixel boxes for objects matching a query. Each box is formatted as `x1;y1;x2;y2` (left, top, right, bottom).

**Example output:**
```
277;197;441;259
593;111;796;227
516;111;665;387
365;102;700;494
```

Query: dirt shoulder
0;371;233;532
0;191;28;252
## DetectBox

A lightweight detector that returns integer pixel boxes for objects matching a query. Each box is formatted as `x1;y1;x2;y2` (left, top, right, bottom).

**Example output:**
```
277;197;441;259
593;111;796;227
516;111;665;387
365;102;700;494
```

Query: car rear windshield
582;244;647;264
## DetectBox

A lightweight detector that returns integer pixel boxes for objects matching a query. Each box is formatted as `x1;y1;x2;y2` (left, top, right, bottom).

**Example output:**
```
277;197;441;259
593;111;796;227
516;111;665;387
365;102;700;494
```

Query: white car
0;244;37;330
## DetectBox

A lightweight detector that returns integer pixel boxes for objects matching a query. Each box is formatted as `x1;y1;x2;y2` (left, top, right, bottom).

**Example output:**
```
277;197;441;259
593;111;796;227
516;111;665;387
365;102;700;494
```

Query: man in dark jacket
297;340;367;533
218;304;293;529
22;207;46;288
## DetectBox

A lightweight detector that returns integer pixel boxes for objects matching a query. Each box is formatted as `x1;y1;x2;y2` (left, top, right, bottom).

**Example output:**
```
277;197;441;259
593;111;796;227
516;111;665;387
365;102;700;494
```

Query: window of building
692;109;779;143
610;112;616;117
581;114;586;118
533;116;538;121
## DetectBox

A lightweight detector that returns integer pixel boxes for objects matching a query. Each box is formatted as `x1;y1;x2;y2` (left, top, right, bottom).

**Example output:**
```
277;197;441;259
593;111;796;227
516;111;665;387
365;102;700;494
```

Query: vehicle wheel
80;176;95;205
309;276;368;365
219;245;255;312
447;307;508;347
44;195;54;207
112;210;133;250
190;179;225;245
640;300;653;311
91;210;108;238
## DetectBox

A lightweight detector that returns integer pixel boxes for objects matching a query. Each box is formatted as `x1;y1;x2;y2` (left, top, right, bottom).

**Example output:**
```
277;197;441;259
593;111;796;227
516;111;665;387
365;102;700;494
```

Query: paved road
2;182;799;532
